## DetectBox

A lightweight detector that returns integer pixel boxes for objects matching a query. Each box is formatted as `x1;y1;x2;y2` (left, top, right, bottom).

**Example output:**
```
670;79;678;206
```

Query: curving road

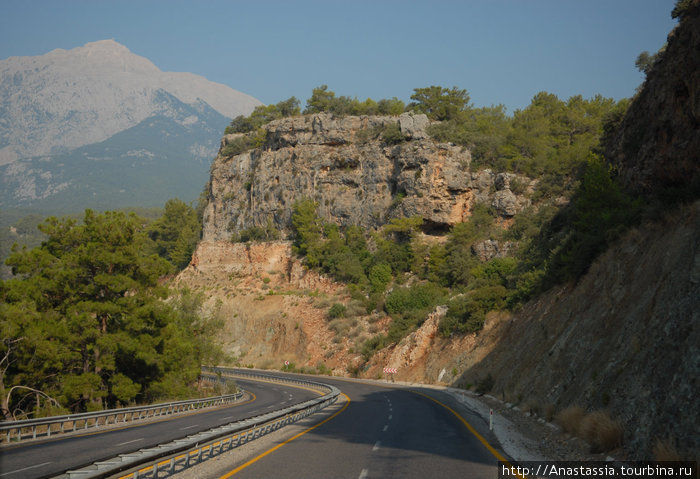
0;379;319;479
1;372;509;479
218;375;503;479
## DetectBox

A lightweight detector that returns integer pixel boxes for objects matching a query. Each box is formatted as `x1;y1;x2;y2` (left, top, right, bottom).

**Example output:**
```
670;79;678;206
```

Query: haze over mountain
0;39;261;211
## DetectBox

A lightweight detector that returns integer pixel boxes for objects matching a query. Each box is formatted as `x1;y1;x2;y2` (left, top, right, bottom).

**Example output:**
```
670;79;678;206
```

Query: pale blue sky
1;0;676;113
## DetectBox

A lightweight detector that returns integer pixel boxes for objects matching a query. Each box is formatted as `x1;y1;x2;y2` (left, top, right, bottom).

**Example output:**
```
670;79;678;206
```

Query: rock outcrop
174;240;378;375
203;112;534;241
604;1;700;196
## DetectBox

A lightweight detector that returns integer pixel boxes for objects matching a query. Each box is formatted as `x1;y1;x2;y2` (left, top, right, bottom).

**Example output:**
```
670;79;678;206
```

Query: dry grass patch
555;405;585;435
579;410;623;453
652;437;681;461
345;299;367;318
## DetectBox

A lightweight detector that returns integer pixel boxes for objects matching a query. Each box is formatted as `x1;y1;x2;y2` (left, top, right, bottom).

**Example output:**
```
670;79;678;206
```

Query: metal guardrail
204;367;332;393
55;368;340;479
0;391;243;444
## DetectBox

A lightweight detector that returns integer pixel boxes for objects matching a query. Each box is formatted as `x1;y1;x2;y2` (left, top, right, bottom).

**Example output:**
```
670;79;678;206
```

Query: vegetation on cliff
222;84;641;346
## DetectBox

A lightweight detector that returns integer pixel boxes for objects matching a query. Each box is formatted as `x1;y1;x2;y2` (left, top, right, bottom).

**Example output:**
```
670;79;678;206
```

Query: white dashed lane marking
116;438;143;446
0;462;52;477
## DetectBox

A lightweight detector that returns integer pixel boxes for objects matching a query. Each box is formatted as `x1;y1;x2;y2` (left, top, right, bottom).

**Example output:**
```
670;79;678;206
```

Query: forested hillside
0;201;215;418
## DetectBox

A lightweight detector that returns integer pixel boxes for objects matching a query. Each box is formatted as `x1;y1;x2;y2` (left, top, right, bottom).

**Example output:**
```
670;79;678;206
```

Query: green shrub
361;334;388;360
226;97;300;134
232;217;281;243
384;282;445;342
328;303;347;319
440;285;507;336
369;263;392;293
543;155;641;283
282;362;296;372
385;282;443;315
221;135;253;157
380;123;404;144
304;85;406;117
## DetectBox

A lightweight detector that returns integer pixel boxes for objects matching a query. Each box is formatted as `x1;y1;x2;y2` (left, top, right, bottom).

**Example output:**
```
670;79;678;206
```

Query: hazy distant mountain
1;90;233;210
0;39;261;210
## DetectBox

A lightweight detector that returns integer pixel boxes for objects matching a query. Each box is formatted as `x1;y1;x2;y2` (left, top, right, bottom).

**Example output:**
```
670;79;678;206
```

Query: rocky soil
174;240;378;373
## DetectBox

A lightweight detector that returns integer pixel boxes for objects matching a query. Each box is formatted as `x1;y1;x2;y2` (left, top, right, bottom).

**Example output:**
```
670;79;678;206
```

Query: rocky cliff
604;0;700;196
180;7;699;461
202;112;533;241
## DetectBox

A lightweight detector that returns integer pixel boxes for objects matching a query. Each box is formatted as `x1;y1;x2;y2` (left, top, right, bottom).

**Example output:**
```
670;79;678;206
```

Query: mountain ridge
0;40;261;211
0;39;261;163
0;91;228;210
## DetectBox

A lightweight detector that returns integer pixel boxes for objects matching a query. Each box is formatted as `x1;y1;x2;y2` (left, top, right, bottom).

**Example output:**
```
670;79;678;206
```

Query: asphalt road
218;375;503;479
0;379;319;479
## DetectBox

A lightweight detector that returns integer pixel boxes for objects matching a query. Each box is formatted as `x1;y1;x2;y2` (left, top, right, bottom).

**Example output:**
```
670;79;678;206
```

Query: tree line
0;199;218;418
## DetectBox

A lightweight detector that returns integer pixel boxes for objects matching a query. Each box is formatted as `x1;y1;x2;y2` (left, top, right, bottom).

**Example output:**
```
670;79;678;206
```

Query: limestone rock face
203;113;535;241
398;112;429;139
471;239;516;262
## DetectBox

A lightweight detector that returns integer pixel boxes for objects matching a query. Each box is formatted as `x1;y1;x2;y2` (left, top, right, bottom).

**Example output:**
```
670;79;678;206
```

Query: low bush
579;410;624;453
221;135;253;157
231;218;281;243
555;405;585;435
385;282;443;315
328;318;350;337
361;334;388;361
345;299;367;318
328;303;347;319
380;123;404;145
